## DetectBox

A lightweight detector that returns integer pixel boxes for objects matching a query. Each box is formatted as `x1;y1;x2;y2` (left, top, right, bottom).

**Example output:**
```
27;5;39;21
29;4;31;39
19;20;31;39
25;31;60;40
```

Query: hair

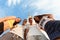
23;19;27;22
34;14;54;24
29;17;32;21
13;17;21;26
13;21;20;26
22;19;27;25
34;15;43;24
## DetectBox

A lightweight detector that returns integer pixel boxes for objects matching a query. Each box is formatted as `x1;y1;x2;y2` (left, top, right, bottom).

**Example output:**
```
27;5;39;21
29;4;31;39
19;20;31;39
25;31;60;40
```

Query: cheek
16;19;19;22
35;19;39;21
15;19;17;21
35;17;39;21
29;21;32;23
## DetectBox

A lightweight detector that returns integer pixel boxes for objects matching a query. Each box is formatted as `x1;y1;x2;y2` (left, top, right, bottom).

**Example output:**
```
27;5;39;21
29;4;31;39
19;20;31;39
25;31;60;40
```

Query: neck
30;23;32;25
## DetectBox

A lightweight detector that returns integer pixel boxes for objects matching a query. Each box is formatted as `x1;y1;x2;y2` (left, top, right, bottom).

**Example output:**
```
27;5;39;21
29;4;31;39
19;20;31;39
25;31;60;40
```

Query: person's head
22;19;27;26
34;14;54;24
34;15;43;24
15;17;21;22
13;17;21;26
29;17;33;25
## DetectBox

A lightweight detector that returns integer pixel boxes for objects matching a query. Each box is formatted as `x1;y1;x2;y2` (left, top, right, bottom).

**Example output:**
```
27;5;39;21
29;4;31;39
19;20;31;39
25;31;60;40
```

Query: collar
39;17;52;29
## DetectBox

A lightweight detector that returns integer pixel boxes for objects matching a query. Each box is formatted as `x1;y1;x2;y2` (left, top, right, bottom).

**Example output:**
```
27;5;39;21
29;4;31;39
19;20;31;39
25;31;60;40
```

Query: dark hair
34;15;43;24
22;19;27;25
34;14;54;23
23;19;27;22
13;20;20;26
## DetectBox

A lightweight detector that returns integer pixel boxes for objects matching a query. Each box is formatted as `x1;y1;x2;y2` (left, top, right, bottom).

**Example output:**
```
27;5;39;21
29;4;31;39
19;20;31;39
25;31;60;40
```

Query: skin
34;16;41;24
15;18;21;23
34;16;45;30
29;18;33;25
0;16;21;31
24;18;33;40
0;16;16;22
22;19;27;40
22;19;27;26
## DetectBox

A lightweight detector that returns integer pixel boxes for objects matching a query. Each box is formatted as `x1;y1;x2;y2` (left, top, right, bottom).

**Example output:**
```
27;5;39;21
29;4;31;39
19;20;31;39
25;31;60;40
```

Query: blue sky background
0;0;60;24
1;0;60;37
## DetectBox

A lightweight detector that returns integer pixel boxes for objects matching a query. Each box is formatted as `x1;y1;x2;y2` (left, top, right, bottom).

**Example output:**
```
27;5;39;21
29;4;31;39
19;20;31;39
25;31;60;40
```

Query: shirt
27;24;44;36
10;25;24;39
6;20;15;28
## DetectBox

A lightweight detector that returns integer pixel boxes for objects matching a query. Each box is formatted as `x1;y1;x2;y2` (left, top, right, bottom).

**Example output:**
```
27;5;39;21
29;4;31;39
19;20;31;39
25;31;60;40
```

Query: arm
24;28;29;40
0;16;16;22
0;17;20;35
4;17;21;31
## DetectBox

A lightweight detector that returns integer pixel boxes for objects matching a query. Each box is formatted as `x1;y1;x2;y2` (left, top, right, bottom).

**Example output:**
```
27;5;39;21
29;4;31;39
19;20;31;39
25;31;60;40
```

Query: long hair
22;19;27;25
34;15;43;24
13;21;20;26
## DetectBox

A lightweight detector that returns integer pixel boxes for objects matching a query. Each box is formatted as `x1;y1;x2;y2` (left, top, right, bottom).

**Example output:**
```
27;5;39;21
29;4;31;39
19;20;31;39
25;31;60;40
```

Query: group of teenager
0;14;60;40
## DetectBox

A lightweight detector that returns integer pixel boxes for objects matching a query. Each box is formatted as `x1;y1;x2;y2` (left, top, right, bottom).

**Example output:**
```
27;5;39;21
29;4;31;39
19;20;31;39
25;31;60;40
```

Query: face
29;18;32;24
34;16;40;21
15;18;21;23
13;18;21;26
34;16;40;24
22;19;27;25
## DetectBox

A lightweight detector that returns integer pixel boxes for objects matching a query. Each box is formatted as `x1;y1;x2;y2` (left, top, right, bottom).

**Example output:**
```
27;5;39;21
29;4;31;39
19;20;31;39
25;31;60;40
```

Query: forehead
15;18;21;21
35;16;38;18
16;18;20;19
34;16;39;19
24;20;27;22
29;18;32;20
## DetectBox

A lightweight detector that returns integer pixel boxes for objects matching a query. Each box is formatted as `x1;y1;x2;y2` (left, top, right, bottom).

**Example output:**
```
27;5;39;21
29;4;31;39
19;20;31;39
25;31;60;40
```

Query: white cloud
12;0;17;6
30;0;50;10
7;0;21;7
17;0;21;5
51;0;60;20
7;0;12;7
28;0;60;20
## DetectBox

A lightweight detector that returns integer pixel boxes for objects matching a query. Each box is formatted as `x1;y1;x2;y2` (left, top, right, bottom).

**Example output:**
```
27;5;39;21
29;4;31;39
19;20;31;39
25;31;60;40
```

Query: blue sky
0;0;60;23
1;0;60;37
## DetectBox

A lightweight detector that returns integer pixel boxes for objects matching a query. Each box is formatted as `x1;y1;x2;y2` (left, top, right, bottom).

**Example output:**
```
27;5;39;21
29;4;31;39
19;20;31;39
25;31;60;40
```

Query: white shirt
39;16;52;29
26;24;50;40
40;29;50;40
10;25;24;39
26;24;45;37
